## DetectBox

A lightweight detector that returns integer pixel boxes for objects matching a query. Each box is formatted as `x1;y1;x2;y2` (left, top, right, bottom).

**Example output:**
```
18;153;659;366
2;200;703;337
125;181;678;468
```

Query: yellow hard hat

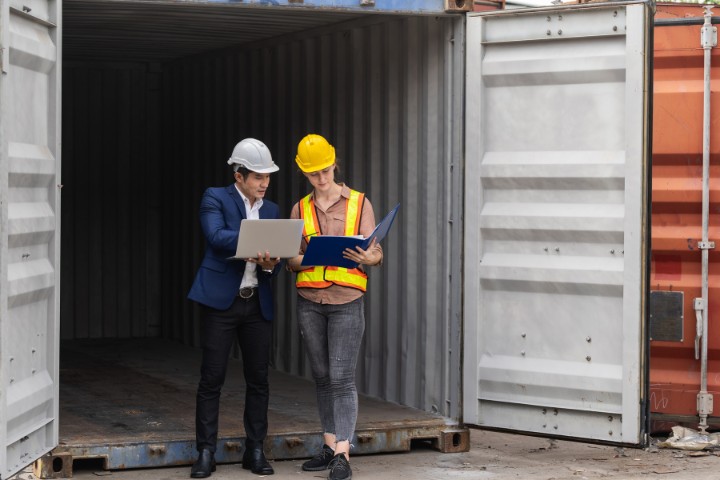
295;134;335;173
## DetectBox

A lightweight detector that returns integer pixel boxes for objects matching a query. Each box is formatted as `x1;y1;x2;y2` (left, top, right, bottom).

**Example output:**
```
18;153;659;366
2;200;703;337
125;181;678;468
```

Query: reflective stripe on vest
296;190;368;292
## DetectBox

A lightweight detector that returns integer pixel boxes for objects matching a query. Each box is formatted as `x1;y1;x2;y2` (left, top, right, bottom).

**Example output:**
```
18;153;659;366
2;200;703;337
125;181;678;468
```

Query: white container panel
464;3;650;444
0;0;60;476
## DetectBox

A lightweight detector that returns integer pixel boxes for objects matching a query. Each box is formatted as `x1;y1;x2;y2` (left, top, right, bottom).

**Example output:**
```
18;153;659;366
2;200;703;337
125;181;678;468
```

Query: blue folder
301;203;400;269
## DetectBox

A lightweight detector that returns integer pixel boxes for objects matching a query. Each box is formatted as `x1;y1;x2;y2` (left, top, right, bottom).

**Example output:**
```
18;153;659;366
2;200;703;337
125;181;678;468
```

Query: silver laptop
229;219;305;259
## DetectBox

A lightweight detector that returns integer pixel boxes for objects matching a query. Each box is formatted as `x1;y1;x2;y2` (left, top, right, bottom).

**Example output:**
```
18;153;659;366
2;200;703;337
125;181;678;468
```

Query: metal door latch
694;298;704;360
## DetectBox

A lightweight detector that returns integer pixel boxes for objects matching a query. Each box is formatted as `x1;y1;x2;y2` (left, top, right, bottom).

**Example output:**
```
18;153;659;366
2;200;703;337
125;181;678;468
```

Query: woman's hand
343;238;382;266
286;255;304;272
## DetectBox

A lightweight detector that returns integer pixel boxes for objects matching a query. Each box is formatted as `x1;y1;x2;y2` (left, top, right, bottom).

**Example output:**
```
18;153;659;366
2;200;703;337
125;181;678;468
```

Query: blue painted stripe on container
203;0;450;14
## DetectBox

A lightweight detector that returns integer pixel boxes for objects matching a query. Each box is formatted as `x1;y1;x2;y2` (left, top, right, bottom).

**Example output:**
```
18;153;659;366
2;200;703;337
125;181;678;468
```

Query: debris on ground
614;447;628;457
656;426;720;451
651;467;682;475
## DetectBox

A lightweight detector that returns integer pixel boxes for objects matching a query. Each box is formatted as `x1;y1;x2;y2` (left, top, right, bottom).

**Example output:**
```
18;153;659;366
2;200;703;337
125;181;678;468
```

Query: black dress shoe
242;447;274;475
190;449;216;478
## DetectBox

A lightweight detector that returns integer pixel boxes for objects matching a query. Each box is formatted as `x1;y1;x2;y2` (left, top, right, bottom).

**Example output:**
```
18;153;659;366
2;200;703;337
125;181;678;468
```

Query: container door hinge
701;24;717;49
694;298;704;360
697;392;714;416
702;6;718;49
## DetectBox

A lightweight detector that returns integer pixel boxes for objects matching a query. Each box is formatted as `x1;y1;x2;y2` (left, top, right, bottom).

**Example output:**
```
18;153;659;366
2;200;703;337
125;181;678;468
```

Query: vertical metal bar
0;0;9;475
0;0;8;74
698;5;716;434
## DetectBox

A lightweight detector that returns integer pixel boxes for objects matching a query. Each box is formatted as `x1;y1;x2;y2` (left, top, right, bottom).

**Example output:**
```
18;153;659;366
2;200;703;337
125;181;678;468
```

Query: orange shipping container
651;3;720;429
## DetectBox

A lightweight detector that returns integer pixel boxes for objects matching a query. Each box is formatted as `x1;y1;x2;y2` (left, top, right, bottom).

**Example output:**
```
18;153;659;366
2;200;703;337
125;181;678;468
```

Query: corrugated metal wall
60;62;163;340
60;15;465;418
650;4;720;423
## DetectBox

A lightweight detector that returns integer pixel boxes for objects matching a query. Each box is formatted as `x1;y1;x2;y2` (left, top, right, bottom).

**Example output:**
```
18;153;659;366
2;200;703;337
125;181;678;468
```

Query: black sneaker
327;454;352;480
302;444;335;471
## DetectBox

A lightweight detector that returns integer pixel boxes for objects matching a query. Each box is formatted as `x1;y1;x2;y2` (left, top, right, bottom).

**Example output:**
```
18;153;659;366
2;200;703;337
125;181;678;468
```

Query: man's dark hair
234;165;251;180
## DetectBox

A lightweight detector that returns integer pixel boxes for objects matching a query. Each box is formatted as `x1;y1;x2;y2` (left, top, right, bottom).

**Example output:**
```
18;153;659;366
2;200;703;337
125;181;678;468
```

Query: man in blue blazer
188;138;281;478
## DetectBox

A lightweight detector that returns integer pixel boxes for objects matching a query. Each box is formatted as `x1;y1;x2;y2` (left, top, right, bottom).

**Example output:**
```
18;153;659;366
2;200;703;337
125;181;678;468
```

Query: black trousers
195;295;272;452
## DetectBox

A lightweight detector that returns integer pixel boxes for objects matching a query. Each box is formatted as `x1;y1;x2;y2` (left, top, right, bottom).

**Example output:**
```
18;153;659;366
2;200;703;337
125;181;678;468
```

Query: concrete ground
10;428;720;480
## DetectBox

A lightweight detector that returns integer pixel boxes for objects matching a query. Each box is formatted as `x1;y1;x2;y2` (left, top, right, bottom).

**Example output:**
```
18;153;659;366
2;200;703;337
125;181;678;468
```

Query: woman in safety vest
287;134;383;480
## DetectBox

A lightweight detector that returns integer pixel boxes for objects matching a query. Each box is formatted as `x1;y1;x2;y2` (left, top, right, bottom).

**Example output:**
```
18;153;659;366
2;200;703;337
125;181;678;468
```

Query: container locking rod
697;5;716;434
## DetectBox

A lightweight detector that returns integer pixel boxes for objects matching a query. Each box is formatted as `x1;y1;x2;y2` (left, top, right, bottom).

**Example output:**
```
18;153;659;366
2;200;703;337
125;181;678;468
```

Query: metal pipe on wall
697;5;716;434
655;17;720;27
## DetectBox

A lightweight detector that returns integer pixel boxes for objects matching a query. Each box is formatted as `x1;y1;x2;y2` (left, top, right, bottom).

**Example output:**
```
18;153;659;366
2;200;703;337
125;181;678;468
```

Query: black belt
238;287;257;299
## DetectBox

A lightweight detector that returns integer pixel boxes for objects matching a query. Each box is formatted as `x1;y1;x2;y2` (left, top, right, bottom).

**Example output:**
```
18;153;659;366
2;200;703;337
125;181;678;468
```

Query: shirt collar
235;184;263;210
339;183;351;199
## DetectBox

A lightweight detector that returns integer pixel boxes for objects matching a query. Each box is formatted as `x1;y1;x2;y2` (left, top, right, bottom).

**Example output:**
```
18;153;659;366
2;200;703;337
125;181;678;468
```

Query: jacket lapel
258;201;271;220
227;184;247;219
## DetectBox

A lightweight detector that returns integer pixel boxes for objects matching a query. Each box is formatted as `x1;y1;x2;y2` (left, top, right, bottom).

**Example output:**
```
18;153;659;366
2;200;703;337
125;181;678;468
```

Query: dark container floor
56;339;465;470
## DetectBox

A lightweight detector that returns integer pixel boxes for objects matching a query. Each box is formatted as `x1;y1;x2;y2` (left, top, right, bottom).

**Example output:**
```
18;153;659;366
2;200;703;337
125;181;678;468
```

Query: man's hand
247;251;280;271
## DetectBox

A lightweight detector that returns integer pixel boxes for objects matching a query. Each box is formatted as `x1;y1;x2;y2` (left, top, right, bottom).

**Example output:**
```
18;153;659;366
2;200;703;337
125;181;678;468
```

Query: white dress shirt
236;185;262;289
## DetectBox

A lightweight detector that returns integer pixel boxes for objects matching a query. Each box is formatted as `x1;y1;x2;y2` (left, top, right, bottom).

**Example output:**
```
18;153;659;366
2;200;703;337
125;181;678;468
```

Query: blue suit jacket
188;184;280;320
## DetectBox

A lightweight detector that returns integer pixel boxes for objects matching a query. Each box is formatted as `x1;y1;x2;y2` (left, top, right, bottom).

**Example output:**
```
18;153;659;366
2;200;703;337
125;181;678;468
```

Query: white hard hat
227;138;279;173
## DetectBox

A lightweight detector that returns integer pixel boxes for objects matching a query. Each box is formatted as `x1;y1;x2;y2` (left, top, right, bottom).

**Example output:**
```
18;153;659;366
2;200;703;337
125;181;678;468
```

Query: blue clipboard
301;203;400;268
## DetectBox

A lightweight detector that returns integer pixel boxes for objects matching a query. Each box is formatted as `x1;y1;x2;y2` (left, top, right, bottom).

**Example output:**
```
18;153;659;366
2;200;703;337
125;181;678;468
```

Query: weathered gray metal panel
463;3;650;444
649;291;684;343
0;0;61;476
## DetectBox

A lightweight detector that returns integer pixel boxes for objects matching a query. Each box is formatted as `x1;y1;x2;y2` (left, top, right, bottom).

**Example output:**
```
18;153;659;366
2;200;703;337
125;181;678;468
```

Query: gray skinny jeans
296;294;365;443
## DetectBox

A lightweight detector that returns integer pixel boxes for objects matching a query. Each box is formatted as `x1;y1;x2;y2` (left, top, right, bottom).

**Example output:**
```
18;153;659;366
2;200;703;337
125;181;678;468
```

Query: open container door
463;2;651;444
0;0;61;476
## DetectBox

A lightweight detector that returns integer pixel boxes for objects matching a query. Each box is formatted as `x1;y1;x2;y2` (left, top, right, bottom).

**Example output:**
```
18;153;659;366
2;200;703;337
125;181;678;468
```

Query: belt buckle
239;287;255;299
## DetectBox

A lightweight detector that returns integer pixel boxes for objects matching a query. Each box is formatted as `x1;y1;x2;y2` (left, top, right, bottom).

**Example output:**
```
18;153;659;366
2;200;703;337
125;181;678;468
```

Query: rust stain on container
472;0;504;12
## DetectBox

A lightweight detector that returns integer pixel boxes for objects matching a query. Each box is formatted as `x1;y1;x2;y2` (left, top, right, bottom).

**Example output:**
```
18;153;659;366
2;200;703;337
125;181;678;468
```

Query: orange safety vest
296;189;368;292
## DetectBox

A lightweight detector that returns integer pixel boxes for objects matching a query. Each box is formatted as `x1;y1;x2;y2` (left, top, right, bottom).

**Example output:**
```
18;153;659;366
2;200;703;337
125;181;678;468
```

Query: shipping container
0;1;655;478
650;3;720;431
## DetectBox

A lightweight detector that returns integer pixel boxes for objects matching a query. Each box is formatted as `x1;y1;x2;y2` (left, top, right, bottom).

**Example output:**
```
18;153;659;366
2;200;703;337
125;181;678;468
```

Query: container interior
58;0;466;467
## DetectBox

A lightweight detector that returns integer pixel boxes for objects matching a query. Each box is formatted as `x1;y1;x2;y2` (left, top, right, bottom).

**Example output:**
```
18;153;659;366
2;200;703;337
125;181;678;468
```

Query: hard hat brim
227;158;280;174
295;158;335;173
